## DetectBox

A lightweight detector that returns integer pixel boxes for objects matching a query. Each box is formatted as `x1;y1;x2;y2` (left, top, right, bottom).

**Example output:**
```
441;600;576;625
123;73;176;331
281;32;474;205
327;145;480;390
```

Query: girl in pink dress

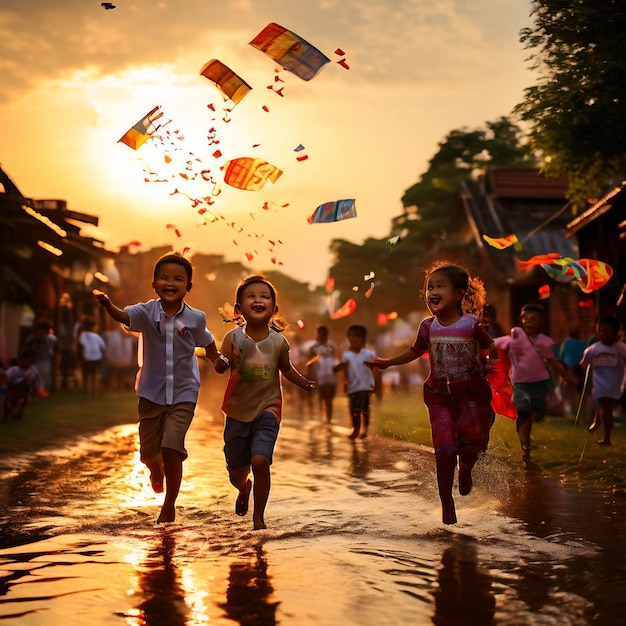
366;263;499;525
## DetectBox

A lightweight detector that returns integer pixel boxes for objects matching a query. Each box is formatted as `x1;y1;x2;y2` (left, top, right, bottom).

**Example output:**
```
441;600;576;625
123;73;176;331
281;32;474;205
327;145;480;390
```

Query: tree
327;117;533;325
515;0;626;207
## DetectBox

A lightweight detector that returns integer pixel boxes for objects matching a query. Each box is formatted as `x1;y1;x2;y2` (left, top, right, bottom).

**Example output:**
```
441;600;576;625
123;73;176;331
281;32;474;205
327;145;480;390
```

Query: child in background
78;318;106;396
495;303;575;465
334;325;377;440
580;316;626;446
95;252;227;524
3;349;43;421
218;275;316;530
366;263;498;525
307;325;338;423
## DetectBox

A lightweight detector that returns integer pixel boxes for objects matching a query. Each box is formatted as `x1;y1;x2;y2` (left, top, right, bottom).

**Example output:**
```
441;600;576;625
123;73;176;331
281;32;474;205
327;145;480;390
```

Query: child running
366;262;498;525
95;252;227;524
334;325;377;439
580;315;626;446
218;274;316;530
495;303;575;465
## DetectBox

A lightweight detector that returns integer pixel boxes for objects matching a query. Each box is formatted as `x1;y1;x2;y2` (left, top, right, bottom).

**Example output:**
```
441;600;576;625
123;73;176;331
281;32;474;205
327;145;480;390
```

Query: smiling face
235;281;277;328
152;261;191;311
424;270;464;322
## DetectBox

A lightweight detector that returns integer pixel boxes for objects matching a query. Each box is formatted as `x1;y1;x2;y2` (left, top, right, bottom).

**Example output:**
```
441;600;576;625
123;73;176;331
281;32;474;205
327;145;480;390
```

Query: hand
213;354;230;373
365;357;389;370
93;289;110;307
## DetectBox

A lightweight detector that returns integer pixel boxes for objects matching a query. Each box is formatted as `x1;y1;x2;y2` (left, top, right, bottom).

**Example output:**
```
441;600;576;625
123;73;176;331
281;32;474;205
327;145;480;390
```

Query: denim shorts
223;411;280;470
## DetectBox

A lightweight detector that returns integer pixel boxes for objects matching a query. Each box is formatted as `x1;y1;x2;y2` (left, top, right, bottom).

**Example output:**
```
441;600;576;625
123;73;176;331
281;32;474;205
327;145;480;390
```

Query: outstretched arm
93;289;129;326
283;364;316;390
365;346;422;371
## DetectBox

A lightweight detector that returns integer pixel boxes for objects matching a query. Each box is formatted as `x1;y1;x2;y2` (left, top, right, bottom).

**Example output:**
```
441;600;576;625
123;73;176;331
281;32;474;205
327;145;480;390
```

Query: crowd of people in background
4;297;626;441
1;312;139;421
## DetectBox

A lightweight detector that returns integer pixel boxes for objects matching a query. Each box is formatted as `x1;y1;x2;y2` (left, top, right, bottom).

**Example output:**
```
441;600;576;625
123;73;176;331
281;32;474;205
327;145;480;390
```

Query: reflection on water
0;398;625;625
432;537;495;626
125;532;188;626
219;545;278;626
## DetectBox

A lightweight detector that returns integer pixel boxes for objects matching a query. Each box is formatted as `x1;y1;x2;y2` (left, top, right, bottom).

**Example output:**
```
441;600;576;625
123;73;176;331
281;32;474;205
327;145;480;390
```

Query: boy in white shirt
334;325;378;439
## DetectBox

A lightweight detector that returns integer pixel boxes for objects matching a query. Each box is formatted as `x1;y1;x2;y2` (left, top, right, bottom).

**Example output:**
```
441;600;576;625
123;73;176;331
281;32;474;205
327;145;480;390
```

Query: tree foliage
515;0;626;206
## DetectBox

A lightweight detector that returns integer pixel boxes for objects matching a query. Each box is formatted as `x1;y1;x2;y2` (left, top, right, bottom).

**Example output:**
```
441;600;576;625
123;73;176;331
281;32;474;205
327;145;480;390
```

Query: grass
0;390;138;457
372;390;626;497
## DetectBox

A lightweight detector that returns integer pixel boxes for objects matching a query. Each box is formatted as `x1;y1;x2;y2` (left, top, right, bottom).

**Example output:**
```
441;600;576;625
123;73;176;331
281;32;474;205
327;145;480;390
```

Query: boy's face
520;311;543;336
347;331;365;351
235;282;277;325
152;262;191;304
597;322;618;344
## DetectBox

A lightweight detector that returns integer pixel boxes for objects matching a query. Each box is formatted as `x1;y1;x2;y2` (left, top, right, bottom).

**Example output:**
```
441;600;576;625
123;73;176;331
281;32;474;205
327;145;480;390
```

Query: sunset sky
0;0;533;286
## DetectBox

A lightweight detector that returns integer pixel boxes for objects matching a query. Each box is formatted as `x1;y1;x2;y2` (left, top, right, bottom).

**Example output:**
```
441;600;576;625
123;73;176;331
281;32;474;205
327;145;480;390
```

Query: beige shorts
138;397;195;463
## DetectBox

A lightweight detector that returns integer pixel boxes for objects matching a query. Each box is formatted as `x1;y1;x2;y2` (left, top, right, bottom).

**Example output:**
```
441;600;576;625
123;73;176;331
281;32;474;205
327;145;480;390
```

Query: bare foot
597;440;612;446
147;462;165;494
235;479;252;516
253;517;267;530
157;502;176;524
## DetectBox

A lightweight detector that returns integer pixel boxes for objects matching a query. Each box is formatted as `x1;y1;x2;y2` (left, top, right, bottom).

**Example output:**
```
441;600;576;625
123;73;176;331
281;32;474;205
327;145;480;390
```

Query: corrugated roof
461;168;578;278
487;167;569;199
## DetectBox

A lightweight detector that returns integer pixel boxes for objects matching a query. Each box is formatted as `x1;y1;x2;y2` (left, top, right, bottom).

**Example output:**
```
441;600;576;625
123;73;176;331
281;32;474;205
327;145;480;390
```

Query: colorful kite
222;157;283;191
249;23;331;81
200;59;252;104
330;298;356;320
574;259;613;293
118;106;163;150
377;311;398;325
482;233;520;250
308;199;357;224
517;254;613;293
516;253;561;271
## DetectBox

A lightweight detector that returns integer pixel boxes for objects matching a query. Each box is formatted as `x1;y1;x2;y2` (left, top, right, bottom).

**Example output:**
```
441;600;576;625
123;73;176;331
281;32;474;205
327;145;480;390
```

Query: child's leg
157;447;183;524
229;464;253;517
247;411;279;529
436;455;457;524
516;412;533;460
597;397;615;445
361;392;371;437
251;454;270;530
348;393;360;438
458;451;478;496
426;392;458;524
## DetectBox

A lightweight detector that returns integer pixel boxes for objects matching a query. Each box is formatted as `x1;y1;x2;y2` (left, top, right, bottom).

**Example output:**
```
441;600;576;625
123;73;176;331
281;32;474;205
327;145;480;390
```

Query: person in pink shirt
495;303;574;466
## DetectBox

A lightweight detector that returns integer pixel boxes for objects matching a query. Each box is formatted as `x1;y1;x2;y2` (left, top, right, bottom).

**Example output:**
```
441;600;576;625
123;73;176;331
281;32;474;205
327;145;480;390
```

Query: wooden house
452;167;597;341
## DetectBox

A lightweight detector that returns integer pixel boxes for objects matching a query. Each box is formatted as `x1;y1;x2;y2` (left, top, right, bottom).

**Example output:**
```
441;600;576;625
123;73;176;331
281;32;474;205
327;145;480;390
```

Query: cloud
0;0;531;102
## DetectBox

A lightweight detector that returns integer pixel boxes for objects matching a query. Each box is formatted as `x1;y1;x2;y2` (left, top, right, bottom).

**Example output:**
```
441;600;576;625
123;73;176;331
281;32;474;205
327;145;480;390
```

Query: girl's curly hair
422;261;486;317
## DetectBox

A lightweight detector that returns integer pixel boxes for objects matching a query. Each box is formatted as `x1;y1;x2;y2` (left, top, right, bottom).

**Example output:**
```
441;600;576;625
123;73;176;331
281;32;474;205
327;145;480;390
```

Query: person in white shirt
580;316;626;446
334;325;377;440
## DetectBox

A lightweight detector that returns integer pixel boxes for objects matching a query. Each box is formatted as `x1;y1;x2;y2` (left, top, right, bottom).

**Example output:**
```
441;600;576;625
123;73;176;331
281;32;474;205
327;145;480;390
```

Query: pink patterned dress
411;314;495;460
